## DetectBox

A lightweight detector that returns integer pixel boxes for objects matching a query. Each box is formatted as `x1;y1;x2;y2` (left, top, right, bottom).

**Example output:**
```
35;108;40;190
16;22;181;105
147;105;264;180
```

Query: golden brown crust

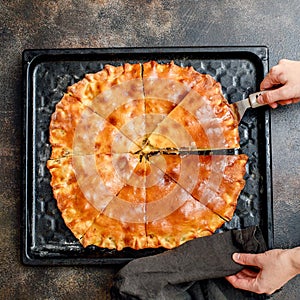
143;60;209;89
81;210;147;250
47;157;101;240
49;94;86;159
68;63;143;105
47;61;247;251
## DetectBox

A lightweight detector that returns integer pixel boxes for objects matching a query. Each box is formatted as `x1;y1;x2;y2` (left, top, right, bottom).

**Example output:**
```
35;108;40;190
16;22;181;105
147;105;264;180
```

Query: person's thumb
232;253;260;267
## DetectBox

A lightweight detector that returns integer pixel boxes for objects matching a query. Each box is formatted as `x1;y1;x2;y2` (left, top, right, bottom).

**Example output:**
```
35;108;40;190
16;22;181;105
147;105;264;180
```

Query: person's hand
258;59;300;108
225;248;300;295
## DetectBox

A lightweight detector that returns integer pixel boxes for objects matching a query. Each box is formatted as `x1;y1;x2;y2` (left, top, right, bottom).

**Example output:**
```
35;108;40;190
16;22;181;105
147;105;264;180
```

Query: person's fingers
260;65;286;90
225;273;259;293
257;94;300;107
225;273;241;284
226;271;278;295
260;74;280;90
225;274;238;284
278;98;300;105
293;98;300;104
227;278;278;295
278;99;293;105
258;86;291;104
238;268;259;278
226;268;258;283
232;253;262;268
269;102;278;109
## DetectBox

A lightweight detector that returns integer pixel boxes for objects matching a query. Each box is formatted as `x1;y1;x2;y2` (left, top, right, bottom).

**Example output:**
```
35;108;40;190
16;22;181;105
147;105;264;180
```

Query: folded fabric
111;226;268;300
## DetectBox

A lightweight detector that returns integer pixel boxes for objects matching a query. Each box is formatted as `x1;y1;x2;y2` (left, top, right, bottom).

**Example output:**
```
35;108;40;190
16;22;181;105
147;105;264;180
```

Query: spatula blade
230;98;251;123
230;91;268;123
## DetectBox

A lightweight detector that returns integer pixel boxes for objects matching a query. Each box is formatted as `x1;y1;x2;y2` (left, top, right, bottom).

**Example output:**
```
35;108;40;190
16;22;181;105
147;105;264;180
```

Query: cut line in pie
47;61;248;251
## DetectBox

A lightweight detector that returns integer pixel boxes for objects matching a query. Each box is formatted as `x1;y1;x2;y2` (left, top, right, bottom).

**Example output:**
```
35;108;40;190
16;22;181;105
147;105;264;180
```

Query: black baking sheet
22;47;272;265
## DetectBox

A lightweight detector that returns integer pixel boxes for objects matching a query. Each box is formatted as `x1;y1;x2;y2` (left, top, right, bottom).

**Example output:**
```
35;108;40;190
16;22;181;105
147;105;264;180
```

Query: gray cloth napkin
111;226;268;300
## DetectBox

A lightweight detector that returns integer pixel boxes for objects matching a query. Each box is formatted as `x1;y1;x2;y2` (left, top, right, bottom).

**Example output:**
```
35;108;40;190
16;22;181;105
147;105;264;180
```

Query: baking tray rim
21;46;273;266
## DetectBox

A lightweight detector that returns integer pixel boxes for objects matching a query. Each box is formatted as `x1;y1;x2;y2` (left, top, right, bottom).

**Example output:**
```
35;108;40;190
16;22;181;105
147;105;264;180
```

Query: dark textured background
1;1;299;299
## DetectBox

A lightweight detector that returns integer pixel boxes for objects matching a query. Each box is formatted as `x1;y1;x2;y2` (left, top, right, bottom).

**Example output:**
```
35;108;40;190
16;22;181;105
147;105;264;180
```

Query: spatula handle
249;91;268;108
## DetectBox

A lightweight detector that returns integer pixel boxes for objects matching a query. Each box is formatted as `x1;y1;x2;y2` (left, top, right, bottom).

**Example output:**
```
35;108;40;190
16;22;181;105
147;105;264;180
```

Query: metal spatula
230;90;268;123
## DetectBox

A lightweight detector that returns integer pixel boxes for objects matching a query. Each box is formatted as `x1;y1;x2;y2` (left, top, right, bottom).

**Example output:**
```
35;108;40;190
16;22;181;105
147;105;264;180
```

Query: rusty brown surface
1;1;299;299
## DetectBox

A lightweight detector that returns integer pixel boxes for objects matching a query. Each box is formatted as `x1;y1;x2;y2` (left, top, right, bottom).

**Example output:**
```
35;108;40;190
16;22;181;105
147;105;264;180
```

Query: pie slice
47;152;144;244
68;63;146;148
143;61;211;136
81;156;147;250
190;154;248;220
149;154;248;220
146;76;239;150
50;94;140;157
145;161;225;249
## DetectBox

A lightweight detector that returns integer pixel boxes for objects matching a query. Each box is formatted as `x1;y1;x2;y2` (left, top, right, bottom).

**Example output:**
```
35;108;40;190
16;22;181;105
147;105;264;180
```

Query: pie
47;61;248;251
